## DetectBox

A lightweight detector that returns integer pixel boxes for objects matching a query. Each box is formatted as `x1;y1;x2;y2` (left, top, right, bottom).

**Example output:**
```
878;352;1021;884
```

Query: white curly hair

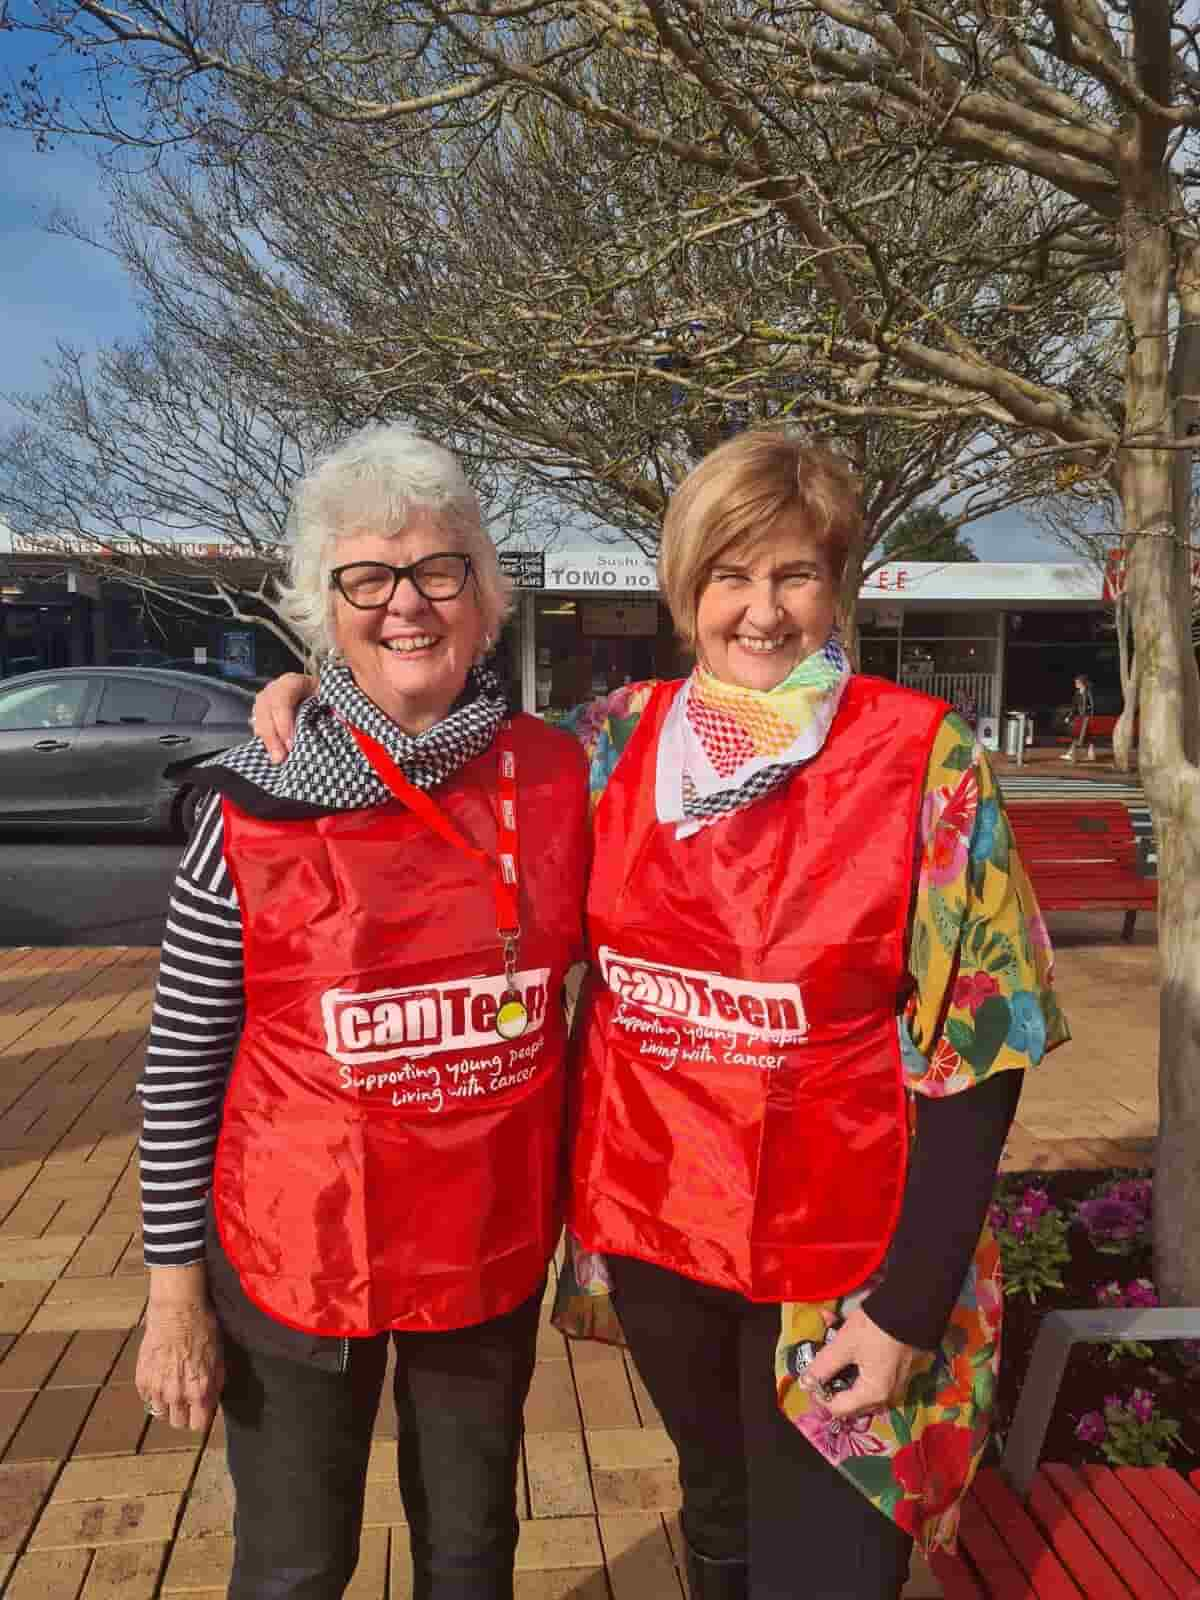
276;423;512;659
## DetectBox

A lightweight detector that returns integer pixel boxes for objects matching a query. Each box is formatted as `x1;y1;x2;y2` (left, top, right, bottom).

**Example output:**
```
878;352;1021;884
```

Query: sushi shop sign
544;549;659;592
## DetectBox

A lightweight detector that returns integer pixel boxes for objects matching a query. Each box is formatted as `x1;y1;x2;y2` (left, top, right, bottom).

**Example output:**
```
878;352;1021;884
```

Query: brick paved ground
0;919;1160;1600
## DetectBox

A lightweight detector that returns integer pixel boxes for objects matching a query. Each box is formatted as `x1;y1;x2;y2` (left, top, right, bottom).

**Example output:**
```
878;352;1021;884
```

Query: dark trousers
608;1256;913;1600
219;1287;542;1600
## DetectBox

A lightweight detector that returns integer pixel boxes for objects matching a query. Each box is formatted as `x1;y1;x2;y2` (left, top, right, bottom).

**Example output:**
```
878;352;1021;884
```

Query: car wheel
174;786;202;840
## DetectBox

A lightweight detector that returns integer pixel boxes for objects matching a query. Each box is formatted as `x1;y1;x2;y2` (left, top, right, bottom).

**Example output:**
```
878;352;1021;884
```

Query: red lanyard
343;720;521;956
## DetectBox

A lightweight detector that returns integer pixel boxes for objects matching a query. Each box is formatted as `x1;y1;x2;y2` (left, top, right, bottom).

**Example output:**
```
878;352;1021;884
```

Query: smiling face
331;514;486;733
694;517;838;691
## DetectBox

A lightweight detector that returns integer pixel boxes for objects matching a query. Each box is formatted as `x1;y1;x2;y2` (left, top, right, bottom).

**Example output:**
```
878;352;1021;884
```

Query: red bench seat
931;1466;1200;1598
1005;801;1156;940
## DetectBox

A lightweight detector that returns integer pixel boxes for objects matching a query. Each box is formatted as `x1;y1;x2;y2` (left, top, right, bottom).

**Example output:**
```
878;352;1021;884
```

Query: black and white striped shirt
137;664;513;1267
138;793;245;1265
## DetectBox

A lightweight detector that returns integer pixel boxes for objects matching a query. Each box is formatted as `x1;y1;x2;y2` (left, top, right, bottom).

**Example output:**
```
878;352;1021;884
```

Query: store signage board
859;563;1100;602
579;599;660;638
544;549;659;591
499;550;545;588
543;550;1101;603
8;531;238;560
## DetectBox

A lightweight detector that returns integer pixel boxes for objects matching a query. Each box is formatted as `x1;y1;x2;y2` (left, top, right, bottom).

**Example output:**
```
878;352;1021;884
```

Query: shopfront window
899;637;996;679
896;624;999;720
532;595;687;718
859;635;900;680
856;611;996;692
1;602;77;677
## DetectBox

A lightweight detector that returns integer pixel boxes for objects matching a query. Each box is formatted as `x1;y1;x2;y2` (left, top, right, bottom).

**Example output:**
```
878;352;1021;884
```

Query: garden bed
989;1168;1200;1473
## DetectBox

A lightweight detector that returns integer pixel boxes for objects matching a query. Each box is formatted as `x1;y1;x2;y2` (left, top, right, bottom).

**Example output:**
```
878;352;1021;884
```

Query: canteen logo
598;947;807;1043
321;969;550;1064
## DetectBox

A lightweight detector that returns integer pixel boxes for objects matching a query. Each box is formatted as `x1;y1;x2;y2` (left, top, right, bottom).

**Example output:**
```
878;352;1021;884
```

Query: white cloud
967;506;1067;563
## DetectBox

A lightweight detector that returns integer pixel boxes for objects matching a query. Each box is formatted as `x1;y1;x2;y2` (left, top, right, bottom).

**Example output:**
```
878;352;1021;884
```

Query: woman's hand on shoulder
137;1272;225;1431
799;1305;918;1423
252;672;317;762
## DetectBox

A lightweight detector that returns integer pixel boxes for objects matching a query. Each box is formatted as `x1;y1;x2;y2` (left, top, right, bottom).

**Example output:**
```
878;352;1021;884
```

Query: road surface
0;832;180;946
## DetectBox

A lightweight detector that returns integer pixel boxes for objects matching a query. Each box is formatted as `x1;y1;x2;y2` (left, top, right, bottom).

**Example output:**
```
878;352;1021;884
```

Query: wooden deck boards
0;938;1166;1598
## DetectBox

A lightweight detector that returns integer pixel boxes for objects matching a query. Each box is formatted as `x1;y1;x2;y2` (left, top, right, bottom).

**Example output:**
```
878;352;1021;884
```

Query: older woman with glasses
135;423;590;1600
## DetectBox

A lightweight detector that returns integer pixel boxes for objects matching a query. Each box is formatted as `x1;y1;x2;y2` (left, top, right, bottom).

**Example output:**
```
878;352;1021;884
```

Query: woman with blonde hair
256;428;1067;1599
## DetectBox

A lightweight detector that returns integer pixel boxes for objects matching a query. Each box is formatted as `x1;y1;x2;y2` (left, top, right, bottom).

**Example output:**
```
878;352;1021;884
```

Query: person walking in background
136;424;590;1600
1062;672;1095;761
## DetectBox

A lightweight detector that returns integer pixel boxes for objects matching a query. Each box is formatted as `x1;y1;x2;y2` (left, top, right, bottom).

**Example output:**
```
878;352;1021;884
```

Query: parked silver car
0;667;252;836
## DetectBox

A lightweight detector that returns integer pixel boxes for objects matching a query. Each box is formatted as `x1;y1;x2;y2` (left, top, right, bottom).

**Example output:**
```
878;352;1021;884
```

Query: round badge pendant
496;992;529;1040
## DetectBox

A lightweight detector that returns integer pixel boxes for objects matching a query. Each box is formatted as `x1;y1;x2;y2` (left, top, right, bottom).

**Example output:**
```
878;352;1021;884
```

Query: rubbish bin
1004;712;1027;758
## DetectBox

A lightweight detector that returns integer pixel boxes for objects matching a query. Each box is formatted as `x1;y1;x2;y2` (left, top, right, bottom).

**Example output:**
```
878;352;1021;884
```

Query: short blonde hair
276;423;513;658
659;430;862;648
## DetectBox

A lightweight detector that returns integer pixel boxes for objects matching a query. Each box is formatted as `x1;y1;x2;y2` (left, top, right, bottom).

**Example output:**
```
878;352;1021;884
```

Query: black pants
219;1287;542;1600
609;1256;913;1600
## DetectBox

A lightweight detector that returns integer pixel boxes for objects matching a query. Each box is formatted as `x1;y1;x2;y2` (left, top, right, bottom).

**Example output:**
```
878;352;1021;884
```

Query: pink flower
1130;1389;1155;1423
921;777;977;889
1075;1412;1107;1444
1125;1278;1158;1308
1077;1195;1146;1247
1109;1179;1153;1213
1095;1281;1124;1308
798;1402;887;1464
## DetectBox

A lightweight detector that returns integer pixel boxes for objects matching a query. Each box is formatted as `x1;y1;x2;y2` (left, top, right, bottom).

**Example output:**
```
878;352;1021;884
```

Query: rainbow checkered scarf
655;636;851;837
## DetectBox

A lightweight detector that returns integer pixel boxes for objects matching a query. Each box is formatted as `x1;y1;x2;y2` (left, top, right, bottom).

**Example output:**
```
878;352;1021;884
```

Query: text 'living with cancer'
336;1036;547;1113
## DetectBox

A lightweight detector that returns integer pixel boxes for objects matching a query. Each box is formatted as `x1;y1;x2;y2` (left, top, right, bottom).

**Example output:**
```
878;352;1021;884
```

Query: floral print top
554;681;1069;1555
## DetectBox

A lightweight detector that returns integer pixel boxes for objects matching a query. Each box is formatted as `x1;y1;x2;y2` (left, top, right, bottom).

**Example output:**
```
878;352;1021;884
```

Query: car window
174;689;209;724
94;679;180;725
0;679;90;731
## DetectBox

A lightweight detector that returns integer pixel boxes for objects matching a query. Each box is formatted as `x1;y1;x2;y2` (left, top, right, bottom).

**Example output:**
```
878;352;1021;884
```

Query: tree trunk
1115;592;1131;699
1152;778;1200;1308
1154;234;1200;1309
1118;130;1200;1306
1169;231;1200;767
1112;592;1138;772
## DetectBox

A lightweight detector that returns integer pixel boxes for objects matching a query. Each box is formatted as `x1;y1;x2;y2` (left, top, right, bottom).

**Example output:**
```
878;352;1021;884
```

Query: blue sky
2;25;145;429
1;36;1060;561
1;127;140;431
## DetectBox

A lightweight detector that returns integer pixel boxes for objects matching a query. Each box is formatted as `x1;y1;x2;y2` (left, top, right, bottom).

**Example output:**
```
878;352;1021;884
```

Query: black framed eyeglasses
329;552;473;608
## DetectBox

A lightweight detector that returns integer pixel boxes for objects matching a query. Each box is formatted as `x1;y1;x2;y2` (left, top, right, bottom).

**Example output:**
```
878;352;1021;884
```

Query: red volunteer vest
213;715;589;1338
569;675;947;1303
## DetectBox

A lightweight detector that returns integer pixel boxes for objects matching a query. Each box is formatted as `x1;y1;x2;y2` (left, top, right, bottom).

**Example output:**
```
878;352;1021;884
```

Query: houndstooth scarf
656;638;851;838
204;660;509;809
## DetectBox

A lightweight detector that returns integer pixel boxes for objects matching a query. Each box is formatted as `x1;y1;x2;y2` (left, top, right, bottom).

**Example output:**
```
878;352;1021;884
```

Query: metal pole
519;590;537;715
